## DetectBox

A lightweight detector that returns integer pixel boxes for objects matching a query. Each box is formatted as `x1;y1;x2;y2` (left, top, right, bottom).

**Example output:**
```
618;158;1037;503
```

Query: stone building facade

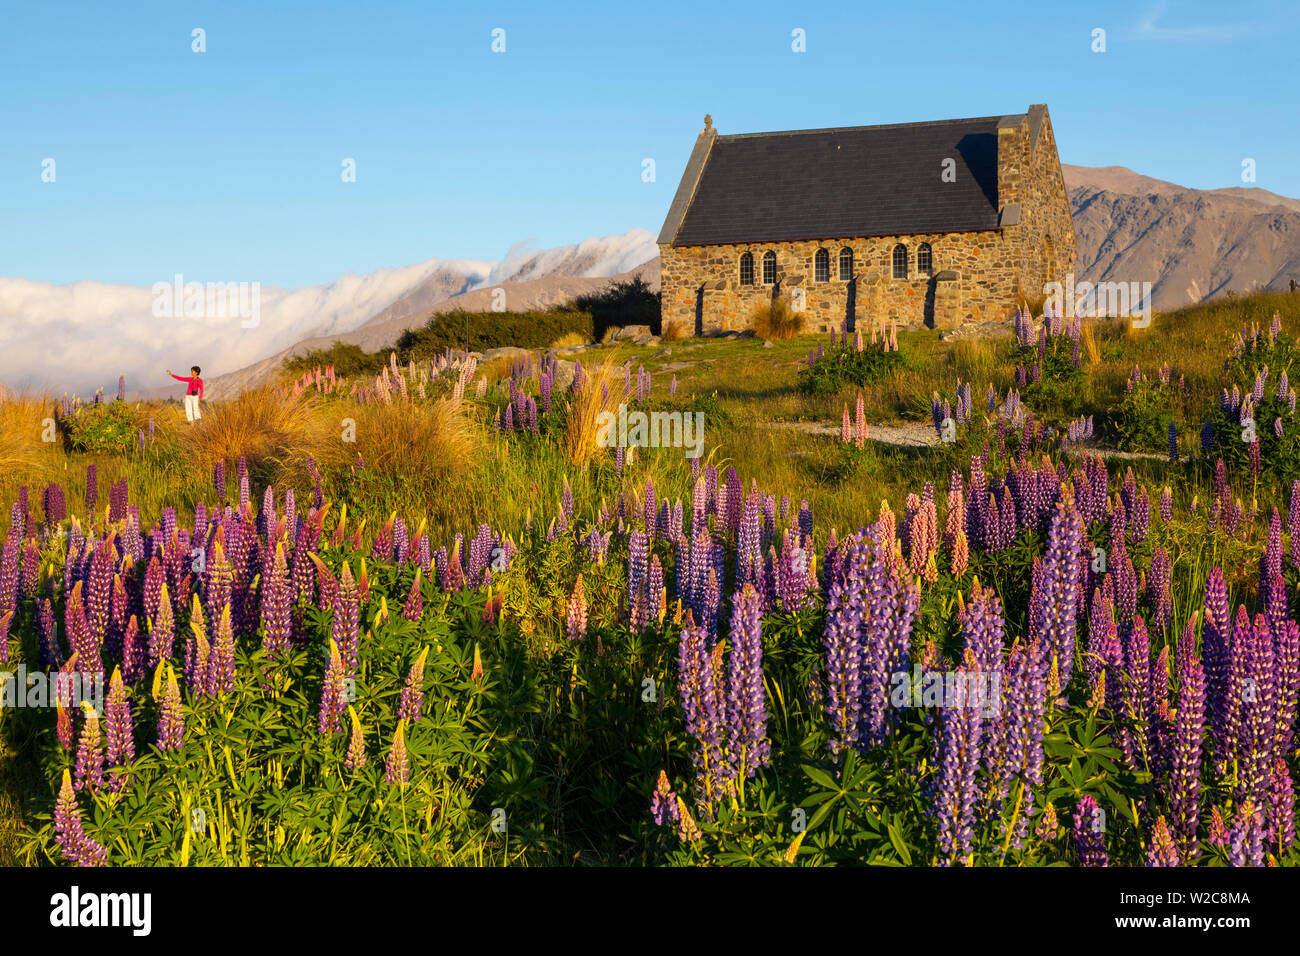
657;105;1076;334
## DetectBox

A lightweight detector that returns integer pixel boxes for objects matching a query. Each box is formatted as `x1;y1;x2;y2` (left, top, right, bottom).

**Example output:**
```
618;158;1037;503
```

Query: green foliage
60;401;142;454
1015;335;1087;414
1210;388;1300;485
798;343;904;396
1106;374;1182;453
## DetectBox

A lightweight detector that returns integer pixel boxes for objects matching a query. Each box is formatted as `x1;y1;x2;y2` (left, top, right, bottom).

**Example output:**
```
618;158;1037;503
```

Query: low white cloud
0;228;657;396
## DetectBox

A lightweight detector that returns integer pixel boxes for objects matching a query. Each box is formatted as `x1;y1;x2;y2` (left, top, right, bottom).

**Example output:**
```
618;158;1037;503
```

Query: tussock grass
564;356;625;466
550;331;590;349
660;319;687;342
752;296;805;340
181;384;314;478
0;391;57;475
300;394;477;491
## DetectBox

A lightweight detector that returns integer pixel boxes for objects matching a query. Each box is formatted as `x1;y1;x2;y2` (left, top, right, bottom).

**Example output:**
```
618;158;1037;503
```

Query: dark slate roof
669;115;1013;246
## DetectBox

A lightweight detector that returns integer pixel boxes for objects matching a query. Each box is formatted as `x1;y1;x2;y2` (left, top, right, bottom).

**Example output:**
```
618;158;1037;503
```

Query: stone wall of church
658;229;1022;335
1017;113;1078;301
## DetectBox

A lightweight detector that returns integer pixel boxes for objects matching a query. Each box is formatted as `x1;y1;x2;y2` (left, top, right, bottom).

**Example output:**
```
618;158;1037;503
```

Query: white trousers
184;394;202;421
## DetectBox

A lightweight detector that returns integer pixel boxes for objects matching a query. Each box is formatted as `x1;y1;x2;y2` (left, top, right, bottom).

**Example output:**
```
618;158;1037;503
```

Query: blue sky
2;0;1295;287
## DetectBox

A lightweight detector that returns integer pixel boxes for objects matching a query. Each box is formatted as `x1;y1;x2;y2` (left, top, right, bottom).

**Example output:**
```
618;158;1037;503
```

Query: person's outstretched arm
169;372;190;383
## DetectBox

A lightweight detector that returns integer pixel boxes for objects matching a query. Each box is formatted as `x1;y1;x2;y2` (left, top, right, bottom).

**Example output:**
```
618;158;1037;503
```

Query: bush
397;308;594;357
798;341;903;395
60;400;143;455
285;342;384;379
1106;370;1182;453
574;277;660;341
1209;375;1300;485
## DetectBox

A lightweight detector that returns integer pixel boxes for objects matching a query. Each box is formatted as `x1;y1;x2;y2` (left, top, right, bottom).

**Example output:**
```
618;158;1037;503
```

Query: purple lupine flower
1160;486;1173;524
724;584;769;778
650;769;681;828
858;533;919;749
84;463;97;516
332;562;360;675
997;637;1050;849
627;530;650;631
1073;794;1109;866
73;705;104;793
103;667;135;792
204;604;236;697
156;664;184;751
402;569;424;622
1148;547;1172;636
318;639;347;735
147;586;175;668
1147;816;1180;867
237;456;250;511
398;647;428;722
1036;498;1084;689
1239;610;1279;802
261;546;293;659
931;664;984;864
647;554;664;624
36;598;61;670
566;575;588;640
1169;616;1205;849
344;708;366;770
20;539;39;600
213;460;226;499
821;535;867;756
42;483;67;526
678;616;730;801
1228;800;1265;867
384;720;410;785
53;770;107;866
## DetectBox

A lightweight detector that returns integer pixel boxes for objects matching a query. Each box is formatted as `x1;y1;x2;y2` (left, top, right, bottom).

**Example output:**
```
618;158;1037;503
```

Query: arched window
739;252;754;286
762;251;777;285
814;248;830;282
917;243;933;276
892;244;908;279
838;247;854;281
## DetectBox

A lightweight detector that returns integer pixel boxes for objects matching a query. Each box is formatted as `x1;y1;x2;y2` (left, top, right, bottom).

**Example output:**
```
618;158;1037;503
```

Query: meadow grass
3;291;1300;865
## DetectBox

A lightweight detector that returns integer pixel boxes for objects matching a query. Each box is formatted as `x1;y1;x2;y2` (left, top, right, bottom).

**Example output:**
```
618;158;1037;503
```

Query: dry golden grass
564;355;625;466
0;391;59;476
477;355;516;384
1017;287;1048;317
180;384;313;475
550;331;590;349
600;326;618;345
752;296;805;340
298;394;477;488
1081;318;1102;366
660;319;686;342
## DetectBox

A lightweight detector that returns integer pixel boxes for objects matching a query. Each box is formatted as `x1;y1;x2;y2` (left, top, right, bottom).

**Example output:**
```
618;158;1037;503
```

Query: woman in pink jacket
168;366;204;422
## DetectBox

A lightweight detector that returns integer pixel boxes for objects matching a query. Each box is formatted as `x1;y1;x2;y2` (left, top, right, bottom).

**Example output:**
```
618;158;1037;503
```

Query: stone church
657;104;1075;334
